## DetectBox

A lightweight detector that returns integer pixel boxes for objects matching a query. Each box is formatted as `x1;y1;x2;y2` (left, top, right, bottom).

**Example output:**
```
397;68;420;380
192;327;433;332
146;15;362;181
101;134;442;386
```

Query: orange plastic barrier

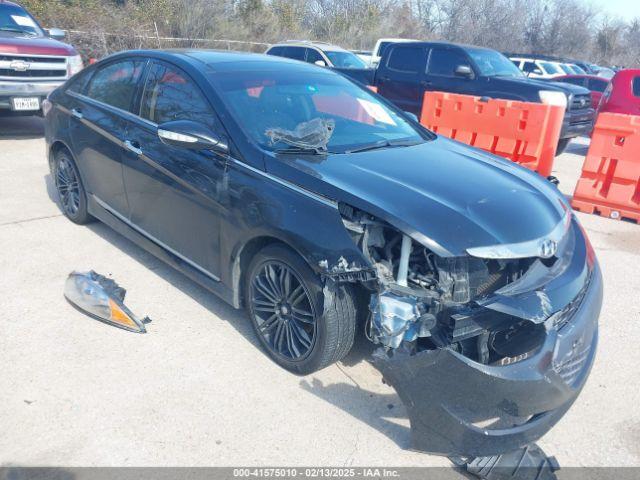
571;113;640;224
419;92;565;177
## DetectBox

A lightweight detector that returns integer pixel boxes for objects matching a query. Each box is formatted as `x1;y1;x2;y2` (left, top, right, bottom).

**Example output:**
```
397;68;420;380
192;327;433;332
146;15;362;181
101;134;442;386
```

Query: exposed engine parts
339;203;549;363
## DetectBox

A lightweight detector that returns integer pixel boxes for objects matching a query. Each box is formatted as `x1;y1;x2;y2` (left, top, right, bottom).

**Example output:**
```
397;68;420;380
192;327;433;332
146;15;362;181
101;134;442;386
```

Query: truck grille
570;94;591;111
0;54;68;81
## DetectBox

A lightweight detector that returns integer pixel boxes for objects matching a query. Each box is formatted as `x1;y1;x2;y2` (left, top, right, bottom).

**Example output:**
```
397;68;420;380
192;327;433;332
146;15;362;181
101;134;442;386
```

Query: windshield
211;69;428;153
0;4;43;37
466;48;523;77
324;51;368;69
540;61;561;75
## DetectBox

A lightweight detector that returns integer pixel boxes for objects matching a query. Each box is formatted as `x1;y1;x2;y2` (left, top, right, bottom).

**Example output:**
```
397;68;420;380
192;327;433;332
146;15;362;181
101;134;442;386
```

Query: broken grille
553;272;591;331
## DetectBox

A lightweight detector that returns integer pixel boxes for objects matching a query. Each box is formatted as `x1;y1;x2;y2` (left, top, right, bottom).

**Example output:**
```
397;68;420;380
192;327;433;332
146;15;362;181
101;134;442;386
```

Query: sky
590;0;640;20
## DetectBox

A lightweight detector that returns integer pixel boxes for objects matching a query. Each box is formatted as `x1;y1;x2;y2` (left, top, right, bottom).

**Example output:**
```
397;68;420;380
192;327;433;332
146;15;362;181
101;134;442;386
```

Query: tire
245;244;357;375
53;149;92;225
556;138;571;156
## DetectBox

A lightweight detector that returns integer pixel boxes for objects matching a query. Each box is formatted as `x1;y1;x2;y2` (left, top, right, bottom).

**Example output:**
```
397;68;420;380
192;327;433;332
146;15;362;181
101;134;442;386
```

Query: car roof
393;41;494;52
270;41;348;52
106;49;336;74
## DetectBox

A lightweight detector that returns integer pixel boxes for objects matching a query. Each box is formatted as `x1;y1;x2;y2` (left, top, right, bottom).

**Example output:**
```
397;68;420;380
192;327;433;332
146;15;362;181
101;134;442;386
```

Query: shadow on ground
42;173;432;461
0;116;44;140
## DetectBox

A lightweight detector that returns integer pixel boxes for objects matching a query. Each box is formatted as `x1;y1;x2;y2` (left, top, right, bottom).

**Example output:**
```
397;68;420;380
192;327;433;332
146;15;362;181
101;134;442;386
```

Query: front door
121;61;227;279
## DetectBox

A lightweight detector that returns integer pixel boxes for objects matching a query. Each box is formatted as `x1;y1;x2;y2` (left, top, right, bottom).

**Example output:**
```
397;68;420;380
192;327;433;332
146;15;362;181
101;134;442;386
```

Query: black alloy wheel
250;261;317;361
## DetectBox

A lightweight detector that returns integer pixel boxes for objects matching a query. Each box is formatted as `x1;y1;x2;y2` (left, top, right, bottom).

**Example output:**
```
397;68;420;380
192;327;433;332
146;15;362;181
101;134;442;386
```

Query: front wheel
556;138;571;156
245;244;357;375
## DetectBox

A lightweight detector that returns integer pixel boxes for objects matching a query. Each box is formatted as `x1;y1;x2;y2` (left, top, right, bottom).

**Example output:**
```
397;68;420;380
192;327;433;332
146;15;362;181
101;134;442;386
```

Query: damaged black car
44;50;602;459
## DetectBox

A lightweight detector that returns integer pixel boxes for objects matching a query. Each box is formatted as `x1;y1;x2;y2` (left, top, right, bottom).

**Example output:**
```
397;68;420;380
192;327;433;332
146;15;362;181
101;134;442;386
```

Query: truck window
522;61;542;75
427;48;470;77
386;46;423;74
633;77;640;98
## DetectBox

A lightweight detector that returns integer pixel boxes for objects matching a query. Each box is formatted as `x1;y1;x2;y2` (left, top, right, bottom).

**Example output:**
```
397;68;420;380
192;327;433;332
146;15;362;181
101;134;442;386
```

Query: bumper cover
0;80;65;109
372;264;602;457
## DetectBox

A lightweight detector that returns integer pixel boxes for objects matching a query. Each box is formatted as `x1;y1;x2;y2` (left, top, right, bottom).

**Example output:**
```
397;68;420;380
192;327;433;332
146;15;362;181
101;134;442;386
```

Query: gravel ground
1;117;639;469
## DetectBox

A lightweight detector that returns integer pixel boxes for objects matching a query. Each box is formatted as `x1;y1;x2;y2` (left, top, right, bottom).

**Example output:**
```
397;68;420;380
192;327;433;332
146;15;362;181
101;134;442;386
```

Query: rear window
86;60;145;111
266;46;285;56
386;46;423;74
283;46;306;61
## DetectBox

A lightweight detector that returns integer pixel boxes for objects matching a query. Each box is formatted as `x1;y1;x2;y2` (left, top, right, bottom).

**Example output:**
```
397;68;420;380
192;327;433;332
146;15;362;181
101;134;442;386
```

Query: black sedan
44;50;602;458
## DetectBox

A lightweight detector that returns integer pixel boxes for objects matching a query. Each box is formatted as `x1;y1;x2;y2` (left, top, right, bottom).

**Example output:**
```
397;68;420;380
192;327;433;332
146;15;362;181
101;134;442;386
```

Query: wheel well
49;141;72;169
233;236;287;308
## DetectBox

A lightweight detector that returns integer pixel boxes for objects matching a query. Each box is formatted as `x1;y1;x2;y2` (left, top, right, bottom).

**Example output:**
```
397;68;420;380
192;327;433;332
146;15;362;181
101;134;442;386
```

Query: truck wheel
245;244;357;375
556;138;571;156
53;149;92;225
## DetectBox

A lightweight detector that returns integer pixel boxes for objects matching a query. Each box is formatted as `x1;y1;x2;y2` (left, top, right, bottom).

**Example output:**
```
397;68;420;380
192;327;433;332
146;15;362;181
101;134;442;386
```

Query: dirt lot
1;116;639;469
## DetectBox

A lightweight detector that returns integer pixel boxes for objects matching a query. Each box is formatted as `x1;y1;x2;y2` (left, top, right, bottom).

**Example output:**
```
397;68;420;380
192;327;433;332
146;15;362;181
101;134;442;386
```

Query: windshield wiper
274;145;333;155
346;139;421;154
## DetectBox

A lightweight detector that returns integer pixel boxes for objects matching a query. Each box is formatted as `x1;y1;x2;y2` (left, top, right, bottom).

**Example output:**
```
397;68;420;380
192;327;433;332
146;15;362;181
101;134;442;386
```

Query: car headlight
67;54;84;77
538;90;568;108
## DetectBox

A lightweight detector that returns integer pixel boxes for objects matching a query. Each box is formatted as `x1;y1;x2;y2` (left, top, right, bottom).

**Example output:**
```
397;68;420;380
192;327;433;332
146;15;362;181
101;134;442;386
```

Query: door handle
124;140;142;156
71;108;83;120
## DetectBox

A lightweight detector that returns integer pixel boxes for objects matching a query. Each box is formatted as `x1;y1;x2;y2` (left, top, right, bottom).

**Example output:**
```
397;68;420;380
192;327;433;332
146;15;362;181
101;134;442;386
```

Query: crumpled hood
266;136;568;257
0;35;76;56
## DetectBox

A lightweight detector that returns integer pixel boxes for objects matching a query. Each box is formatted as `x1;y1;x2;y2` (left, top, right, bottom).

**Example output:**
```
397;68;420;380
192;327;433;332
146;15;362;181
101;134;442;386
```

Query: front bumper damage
336;204;602;458
371;264;600;457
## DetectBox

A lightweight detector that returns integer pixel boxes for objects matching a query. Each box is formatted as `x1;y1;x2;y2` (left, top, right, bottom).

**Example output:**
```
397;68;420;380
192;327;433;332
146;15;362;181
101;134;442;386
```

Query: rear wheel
245;244;357;375
556;138;571;156
54;149;92;224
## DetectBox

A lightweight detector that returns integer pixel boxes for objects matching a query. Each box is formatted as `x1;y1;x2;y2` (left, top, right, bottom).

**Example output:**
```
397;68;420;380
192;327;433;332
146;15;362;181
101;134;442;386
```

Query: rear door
423;46;478;97
67;58;146;215
377;44;428;115
120;60;227;278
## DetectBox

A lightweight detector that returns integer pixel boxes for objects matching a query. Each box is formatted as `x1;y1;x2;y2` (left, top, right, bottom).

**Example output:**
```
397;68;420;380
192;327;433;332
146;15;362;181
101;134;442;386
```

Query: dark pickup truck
338;42;595;154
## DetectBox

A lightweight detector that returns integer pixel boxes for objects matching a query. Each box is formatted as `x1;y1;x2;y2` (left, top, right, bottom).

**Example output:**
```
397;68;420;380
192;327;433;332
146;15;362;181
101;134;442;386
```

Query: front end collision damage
328;203;602;457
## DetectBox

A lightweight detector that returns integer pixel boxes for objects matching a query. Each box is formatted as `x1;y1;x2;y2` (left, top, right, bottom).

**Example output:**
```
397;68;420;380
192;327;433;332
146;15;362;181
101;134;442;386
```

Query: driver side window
140;62;216;129
427;48;471;77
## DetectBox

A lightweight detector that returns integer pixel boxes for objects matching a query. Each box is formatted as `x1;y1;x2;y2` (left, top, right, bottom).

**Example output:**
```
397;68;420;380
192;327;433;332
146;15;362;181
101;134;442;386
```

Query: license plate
11;97;40;111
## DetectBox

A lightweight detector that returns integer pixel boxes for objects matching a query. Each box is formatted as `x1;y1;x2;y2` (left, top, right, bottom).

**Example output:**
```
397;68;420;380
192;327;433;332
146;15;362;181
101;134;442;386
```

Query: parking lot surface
1;117;639;469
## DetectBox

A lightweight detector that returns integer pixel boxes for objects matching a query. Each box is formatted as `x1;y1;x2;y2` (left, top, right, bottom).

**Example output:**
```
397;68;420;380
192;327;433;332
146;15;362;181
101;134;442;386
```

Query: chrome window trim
67;90;158;128
93;195;221;282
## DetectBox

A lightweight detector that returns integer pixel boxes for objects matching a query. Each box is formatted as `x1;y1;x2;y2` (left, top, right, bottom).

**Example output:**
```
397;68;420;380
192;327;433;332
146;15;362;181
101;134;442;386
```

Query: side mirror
314;60;327;67
454;65;474;79
47;28;66;40
157;120;228;153
404;111;419;122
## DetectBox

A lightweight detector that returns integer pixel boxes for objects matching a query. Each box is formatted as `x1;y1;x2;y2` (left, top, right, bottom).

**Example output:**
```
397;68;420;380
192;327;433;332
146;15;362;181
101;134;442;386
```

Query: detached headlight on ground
64;271;150;333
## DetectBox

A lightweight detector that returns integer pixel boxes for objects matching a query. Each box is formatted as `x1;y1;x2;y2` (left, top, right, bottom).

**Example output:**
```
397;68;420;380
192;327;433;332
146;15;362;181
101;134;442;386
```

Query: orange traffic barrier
419;92;565;177
571;113;640;224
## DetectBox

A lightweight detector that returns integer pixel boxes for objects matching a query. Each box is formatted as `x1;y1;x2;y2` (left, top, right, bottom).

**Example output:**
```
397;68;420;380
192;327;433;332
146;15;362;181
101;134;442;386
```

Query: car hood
0;34;76;56
266;136;568;257
494;75;590;95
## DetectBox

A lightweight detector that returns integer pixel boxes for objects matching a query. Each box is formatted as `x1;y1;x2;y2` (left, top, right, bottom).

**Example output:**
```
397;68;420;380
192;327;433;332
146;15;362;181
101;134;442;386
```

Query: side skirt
87;195;236;308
